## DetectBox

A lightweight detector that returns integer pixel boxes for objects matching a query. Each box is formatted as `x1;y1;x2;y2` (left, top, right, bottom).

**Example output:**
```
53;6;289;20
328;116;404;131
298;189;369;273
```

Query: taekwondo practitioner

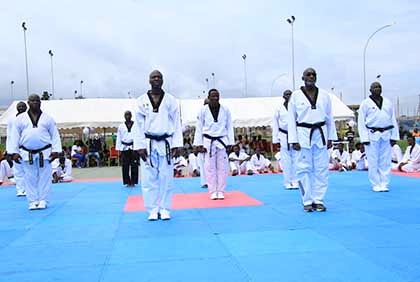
248;147;273;174
358;82;399;192
331;143;351;171
0;154;15;185
287;68;338;212
6;101;27;196
228;144;253;175
351;143;368;170
52;154;73;183
272;89;299;189
390;140;403;171
194;88;235;200
173;150;188;177
10;94;62;210
116;111;139;187
133;70;183;221
398;137;420;172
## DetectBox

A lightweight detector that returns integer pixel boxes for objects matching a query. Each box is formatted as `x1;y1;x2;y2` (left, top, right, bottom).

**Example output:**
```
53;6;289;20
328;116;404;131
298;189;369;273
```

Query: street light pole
363;23;394;99
270;73;287;96
80;80;84;98
10;80;14;101
22;22;30;97
49;50;55;99
287;16;296;90
242;54;247;97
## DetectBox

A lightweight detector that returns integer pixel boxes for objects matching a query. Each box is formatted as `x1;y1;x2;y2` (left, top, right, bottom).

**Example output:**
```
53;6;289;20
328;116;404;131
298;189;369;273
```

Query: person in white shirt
331;143;351;171
249;147;273;174
229;145;253;176
0;154;15;186
351;143;368;170
9;94;62;210
71;140;85;168
194;89;235;200
287;68;338;212
133;70;183;221
390;140;403;171
173;150;188;177
52;154;73;183
358;82;399;192
272;89;298;189
6;101;27;196
116;111;139;187
398;137;420;172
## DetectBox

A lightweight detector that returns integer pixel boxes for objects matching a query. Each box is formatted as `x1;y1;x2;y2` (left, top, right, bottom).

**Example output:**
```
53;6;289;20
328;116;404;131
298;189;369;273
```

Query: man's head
370;82;382;97
124;111;132;122
283;89;292;102
338;143;344;152
16;102;27;114
27;94;41;112
255;147;261;156
302;68;317;87
149;70;163;90
233;145;240;154
207;89;220;107
407;136;414;146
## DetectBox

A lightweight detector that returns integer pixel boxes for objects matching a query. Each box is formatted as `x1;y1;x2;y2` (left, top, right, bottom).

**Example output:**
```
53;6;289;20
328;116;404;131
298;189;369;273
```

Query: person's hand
171;147;181;156
362;142;370;146
292;143;301;151
138;149;148;162
327;140;333;147
12;153;22;164
49;152;59;161
197;145;207;153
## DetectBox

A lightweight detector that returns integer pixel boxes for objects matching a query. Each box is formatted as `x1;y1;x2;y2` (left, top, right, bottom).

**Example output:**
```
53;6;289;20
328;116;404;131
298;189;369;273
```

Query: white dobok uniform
51;158;73;182
6;114;25;194
287;88;337;206
9;112;62;205
229;151;252;174
173;155;188;172
351;150;368;170
133;92;183;214
188;152;206;186
0;160;15;184
331;149;351;170
194;104;235;195
399;144;420;172
273;101;298;187
358;96;399;190
249;153;271;173
391;144;403;170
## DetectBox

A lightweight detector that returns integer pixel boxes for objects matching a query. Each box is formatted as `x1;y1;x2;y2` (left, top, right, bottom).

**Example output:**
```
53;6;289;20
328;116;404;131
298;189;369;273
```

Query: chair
108;146;119;166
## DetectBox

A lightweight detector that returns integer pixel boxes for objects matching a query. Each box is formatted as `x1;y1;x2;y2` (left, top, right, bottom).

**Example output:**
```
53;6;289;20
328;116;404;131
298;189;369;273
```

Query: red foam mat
391;171;420;178
124;190;263;212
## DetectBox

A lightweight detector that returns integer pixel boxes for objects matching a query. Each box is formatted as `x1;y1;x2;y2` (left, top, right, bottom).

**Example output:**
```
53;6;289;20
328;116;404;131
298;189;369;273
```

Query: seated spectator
398;137;420;172
52;153;73;183
173;150;188;177
248;147;274;174
351;143;368;170
412;128;420;145
188;147;201;177
328;143;335;170
71;140;86;168
86;134;102;167
331;143;351;171
229;145;253;175
273;151;282;172
391;140;403;171
0;154;15;185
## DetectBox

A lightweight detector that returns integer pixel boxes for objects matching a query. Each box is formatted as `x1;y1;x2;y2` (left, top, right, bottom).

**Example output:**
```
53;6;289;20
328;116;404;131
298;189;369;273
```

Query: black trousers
121;150;139;185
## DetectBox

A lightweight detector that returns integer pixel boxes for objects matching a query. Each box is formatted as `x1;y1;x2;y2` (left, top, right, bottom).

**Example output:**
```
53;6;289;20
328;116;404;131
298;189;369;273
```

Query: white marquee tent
0;94;354;136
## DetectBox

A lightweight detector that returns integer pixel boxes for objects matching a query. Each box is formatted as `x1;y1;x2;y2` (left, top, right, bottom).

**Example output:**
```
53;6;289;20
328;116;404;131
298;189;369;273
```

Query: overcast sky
1;0;419;115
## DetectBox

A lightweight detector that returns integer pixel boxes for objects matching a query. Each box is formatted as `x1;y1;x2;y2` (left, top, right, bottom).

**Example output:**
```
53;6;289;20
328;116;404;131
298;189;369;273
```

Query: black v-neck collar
283;100;288;110
208;104;220;122
28;111;42;128
301;86;318;109
125;121;133;132
369;95;383;110
147;90;165;113
410;143;417;155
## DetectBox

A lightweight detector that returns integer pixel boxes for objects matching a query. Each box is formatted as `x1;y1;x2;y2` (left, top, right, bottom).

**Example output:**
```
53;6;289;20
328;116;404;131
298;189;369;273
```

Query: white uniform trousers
400;163;420;173
365;139;391;189
140;150;173;213
280;147;298;187
295;146;329;206
13;162;26;194
198;152;207;186
22;157;52;204
205;145;228;194
229;160;250;175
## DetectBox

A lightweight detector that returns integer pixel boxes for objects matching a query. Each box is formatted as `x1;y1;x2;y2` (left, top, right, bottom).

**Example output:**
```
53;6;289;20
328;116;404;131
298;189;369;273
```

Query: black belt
203;134;227;157
366;125;394;133
19;144;52;167
296;121;326;146
145;133;172;167
278;128;290;150
121;141;133;146
391;160;398;164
